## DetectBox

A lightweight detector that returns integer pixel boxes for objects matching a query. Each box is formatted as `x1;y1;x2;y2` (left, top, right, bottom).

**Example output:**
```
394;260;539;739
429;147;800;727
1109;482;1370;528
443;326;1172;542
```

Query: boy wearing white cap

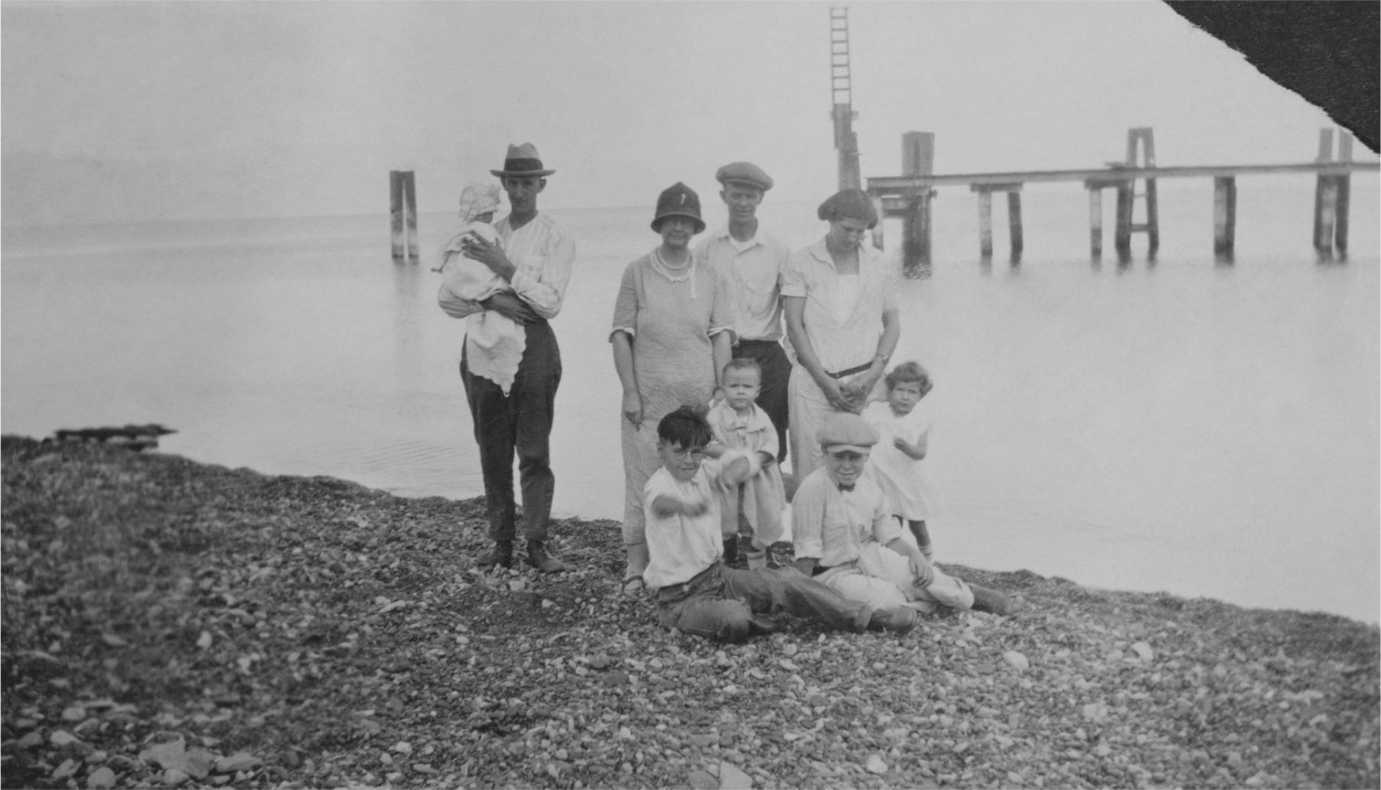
790;412;1011;615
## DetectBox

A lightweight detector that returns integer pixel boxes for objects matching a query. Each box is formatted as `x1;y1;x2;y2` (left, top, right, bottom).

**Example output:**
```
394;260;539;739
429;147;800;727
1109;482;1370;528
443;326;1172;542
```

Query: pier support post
1312;129;1334;256
1086;186;1104;259
403;171;419;262
1316;177;1339;261
390;171;405;261
389;170;420;263
900;131;935;276
1213;176;1237;262
1336;133;1352;257
976;190;993;260
1113;182;1133;262
1007;191;1023;263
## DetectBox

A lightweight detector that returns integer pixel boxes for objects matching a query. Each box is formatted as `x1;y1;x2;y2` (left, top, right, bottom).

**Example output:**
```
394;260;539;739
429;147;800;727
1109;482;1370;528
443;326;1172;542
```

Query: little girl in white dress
861;361;940;558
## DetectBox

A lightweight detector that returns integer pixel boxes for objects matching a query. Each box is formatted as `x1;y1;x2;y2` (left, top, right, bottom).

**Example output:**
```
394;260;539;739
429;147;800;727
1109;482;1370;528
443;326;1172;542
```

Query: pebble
688;769;718;790
1081;703;1110;723
50;730;81;747
62;705;86;722
865;754;888;774
52;758;79;779
1130;642;1154;662
87;767;117;789
1003;651;1030;671
163;768;189;786
717;761;753;789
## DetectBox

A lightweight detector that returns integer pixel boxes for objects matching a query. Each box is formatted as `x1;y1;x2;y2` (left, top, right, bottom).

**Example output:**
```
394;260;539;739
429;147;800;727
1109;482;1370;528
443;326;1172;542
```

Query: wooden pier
865;128;1379;274
389;170;419;263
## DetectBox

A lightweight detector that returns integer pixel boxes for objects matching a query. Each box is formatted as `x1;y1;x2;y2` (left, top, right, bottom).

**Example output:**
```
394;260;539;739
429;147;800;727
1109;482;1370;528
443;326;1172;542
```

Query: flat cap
816;411;879;451
715;161;774;192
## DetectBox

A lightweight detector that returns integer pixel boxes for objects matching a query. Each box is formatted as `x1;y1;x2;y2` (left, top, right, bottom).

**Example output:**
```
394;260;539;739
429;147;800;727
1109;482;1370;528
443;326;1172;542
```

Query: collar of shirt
806;237;868;272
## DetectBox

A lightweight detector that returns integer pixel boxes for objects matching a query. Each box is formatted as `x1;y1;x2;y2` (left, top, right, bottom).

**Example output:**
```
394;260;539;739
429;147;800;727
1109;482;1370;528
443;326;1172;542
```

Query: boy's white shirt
641;449;759;590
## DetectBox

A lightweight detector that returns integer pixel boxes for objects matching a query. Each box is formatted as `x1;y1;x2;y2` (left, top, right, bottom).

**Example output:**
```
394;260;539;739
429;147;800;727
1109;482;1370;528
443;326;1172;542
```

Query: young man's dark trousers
460;319;561;544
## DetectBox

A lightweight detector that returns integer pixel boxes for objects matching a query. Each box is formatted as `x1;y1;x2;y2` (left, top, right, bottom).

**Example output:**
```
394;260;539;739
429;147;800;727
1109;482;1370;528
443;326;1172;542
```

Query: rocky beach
2;436;1377;789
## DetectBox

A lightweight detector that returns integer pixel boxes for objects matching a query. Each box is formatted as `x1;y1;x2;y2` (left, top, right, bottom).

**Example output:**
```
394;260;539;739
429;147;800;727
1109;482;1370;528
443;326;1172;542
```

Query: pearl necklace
650;248;694;283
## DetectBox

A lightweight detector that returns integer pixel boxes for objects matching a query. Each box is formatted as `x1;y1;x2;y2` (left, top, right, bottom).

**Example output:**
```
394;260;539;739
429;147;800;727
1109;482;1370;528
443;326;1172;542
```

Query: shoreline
3;435;1377;788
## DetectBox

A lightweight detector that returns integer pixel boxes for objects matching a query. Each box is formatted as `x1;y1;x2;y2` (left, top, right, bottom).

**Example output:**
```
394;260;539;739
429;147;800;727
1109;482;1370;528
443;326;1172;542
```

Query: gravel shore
2;436;1377;789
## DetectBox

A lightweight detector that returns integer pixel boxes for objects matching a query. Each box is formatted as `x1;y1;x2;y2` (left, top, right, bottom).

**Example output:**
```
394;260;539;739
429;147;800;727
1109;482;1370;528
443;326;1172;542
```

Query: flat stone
87;767;117;789
1003;651;1030;671
865;754;888;774
718;760;754;789
1130;642;1154;662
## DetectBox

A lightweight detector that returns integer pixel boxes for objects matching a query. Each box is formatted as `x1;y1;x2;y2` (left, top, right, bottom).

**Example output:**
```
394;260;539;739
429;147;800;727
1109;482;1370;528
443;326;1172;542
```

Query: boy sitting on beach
435;182;523;395
791;412;1012;616
705;358;788;569
643;407;920;642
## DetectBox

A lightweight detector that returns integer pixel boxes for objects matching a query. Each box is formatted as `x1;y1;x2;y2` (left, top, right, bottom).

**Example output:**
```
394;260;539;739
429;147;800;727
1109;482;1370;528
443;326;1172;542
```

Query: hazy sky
1;0;1349;225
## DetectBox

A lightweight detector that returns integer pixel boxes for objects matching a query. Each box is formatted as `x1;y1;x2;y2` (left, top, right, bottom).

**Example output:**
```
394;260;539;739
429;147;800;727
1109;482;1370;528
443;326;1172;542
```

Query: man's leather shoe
477;541;513;569
526;540;568;573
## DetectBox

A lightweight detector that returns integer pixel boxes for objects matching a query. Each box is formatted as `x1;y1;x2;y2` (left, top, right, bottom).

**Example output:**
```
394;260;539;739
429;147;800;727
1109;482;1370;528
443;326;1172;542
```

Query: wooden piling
1213;176;1237;261
389;171;405;261
1007;191;1023;262
402;171;419;262
1087;187;1103;259
1114;183;1133;261
1312;129;1333;254
1336;133;1352;256
976;190;993;260
1316;176;1339;260
901;132;935;275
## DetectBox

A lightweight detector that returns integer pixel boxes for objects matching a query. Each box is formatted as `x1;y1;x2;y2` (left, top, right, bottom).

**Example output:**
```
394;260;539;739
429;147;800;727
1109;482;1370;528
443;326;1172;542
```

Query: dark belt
737;338;781;349
826;361;872;379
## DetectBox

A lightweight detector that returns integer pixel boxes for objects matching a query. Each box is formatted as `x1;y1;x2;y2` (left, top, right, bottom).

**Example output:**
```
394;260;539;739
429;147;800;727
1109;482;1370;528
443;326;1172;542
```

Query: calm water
4;179;1378;622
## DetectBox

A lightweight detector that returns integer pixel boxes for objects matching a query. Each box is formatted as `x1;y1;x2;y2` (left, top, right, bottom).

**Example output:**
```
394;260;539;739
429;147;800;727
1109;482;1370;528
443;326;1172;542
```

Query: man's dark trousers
460;319;561;543
733;338;791;464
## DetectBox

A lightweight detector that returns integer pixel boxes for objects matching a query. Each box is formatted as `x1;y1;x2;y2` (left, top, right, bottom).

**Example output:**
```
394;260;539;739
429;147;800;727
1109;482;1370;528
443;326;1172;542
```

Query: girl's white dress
861;399;940;520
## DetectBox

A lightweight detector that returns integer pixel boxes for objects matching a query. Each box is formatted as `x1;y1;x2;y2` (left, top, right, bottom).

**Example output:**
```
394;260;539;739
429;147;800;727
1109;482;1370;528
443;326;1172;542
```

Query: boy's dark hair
722;356;762;380
885;361;932;392
657;406;713;448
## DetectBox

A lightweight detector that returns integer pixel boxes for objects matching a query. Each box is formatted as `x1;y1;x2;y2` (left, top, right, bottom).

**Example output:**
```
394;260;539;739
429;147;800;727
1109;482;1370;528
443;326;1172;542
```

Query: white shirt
790;468;902;567
695;226;790;342
781;238;899;373
439;212;576;321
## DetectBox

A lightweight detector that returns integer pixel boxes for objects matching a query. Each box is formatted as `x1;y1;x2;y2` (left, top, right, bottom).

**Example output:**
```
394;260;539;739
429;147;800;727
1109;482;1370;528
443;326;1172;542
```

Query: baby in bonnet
435;183;525;394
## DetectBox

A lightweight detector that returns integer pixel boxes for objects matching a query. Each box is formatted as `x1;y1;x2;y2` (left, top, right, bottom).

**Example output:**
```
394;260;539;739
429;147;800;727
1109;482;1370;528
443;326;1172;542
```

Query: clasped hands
818;372;875;413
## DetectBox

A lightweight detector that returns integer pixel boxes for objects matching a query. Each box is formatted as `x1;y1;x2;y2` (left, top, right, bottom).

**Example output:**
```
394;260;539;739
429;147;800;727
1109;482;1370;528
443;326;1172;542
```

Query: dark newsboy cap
715;161;774;192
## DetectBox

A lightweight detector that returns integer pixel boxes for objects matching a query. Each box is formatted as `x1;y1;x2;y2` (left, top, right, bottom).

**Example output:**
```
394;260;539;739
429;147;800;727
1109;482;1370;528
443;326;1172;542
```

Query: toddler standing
862;361;939;558
435;183;525;395
704;358;787;568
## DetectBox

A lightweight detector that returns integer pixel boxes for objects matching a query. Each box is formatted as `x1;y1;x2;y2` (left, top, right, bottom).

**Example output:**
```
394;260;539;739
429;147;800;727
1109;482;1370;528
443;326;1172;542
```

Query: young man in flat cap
790;412;1012;616
439;142;575;573
694;162;794;568
695;162;793;465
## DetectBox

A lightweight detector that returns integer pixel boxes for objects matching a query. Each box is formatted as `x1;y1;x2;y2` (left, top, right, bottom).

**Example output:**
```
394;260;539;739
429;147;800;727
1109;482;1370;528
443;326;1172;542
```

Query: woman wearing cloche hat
610;182;733;594
781;188;898;481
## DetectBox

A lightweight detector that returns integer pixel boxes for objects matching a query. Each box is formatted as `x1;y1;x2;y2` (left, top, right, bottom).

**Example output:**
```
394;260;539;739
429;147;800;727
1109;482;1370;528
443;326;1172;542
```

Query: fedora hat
650;182;705;233
490;142;556;178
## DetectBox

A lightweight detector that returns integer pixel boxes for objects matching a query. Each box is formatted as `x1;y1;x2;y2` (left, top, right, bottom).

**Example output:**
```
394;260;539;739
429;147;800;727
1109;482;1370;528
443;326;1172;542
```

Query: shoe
477;541;513;569
868;605;919;634
970;585;1012;616
526;540;568;573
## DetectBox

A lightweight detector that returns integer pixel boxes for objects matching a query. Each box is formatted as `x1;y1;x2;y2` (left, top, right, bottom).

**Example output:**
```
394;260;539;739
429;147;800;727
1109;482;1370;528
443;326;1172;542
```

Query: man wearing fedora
694;162;793;469
439;142;575;573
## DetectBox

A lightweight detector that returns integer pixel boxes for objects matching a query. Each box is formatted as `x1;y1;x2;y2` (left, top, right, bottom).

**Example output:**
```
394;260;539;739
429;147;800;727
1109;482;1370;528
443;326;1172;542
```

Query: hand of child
911;555;935;587
722;455;752;485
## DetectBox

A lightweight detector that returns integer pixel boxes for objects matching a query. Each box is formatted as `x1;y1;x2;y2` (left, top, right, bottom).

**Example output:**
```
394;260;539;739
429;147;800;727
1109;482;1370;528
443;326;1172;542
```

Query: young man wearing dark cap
694;162;793;467
439;142;575;573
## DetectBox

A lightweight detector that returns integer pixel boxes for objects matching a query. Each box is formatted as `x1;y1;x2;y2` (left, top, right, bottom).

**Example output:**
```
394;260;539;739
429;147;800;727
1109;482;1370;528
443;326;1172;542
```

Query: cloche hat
650;182;706;233
817;188;879;229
